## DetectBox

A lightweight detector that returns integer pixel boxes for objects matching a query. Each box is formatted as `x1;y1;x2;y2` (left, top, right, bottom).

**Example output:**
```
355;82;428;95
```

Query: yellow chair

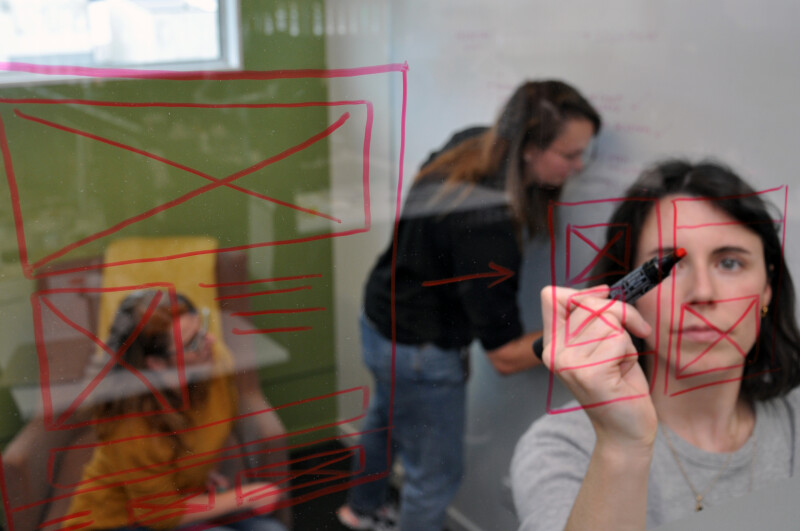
2;237;291;530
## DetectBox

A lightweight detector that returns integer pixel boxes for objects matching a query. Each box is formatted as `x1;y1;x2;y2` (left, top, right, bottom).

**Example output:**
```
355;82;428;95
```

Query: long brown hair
590;160;800;401
93;290;209;450
417;80;601;238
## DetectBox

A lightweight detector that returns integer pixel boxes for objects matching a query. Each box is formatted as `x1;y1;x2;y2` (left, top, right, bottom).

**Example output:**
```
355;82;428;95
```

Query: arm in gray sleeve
510;403;596;531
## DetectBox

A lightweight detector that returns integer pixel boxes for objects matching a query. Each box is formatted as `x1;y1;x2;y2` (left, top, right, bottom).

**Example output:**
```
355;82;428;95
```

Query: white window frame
0;0;242;87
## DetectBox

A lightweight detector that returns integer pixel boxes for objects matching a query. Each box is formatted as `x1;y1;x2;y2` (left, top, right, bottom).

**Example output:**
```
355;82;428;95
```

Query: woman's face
174;312;214;367
634;195;771;377
523;117;595;188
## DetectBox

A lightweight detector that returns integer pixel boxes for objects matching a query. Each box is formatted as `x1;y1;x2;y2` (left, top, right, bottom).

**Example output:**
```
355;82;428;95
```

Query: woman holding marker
337;80;602;531
511;160;800;530
65;291;286;531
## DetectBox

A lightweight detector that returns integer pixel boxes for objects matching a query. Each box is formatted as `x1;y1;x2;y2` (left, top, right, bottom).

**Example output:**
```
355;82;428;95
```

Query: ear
762;280;772;310
523;143;540;164
145;356;168;372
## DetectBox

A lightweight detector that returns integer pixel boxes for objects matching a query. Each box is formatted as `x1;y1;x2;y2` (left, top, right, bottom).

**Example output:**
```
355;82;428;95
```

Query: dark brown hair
417;80;601;238
93;290;209;446
590;159;800;401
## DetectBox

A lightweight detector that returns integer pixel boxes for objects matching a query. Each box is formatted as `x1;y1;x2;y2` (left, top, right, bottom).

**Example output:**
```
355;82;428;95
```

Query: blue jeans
347;315;467;531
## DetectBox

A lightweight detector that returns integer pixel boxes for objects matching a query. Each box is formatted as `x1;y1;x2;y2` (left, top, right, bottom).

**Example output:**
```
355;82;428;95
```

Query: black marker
532;248;687;359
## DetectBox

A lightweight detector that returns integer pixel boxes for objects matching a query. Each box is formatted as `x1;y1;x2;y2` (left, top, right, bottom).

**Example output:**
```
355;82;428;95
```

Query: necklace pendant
695;496;703;512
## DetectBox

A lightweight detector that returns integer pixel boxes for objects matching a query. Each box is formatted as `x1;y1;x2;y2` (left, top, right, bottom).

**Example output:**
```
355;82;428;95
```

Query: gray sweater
511;389;800;530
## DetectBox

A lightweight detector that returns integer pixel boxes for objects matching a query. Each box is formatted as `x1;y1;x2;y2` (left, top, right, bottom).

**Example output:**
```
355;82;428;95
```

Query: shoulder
758;386;800;422
403;178;510;224
512;400;595;469
420;125;489;168
785;386;800;408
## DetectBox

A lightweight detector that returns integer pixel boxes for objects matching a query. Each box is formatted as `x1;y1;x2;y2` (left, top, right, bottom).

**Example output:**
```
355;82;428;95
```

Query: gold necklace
660;423;757;512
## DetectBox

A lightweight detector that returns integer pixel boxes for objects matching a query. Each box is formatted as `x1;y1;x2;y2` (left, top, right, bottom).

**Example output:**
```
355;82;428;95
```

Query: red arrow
422;262;515;288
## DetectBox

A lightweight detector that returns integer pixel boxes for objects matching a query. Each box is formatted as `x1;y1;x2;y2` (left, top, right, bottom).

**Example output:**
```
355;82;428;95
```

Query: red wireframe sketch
3;388;368;530
565;223;630;286
546;198;659;414
675;295;761;377
0;61;409;531
0;65;410;280
664;187;787;396
563;286;627;348
32;283;188;430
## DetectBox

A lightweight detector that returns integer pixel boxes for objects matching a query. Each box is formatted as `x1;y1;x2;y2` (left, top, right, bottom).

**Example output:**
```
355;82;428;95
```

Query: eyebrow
643;245;752;259
711;245;752;255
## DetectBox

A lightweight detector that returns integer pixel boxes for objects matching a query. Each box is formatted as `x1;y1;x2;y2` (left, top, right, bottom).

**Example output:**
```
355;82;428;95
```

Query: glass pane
1;0;222;67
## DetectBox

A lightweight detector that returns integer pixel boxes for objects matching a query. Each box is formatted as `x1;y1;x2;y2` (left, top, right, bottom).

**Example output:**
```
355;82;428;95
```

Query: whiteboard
384;2;800;529
390;0;800;267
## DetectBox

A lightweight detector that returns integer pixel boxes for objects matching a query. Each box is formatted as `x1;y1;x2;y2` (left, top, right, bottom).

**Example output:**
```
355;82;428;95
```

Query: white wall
328;1;800;529
324;0;397;437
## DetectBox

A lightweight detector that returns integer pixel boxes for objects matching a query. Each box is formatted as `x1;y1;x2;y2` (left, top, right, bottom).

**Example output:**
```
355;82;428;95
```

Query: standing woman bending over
337;80;602;531
512;160;800;530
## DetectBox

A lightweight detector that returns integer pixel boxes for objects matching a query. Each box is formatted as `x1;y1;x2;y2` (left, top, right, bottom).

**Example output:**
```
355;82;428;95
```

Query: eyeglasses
183;307;210;352
548;137;597;167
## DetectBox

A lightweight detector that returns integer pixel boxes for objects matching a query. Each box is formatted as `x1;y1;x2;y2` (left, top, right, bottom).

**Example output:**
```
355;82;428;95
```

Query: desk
9;317;289;421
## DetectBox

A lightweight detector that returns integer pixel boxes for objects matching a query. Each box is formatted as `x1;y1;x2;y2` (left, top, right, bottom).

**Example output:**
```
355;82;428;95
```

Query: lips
676;325;722;343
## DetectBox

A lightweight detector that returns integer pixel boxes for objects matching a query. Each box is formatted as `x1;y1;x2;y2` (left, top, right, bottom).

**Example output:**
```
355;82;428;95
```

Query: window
0;0;241;85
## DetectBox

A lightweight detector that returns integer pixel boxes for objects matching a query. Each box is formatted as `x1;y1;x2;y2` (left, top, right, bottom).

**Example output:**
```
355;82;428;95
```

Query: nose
683;260;716;304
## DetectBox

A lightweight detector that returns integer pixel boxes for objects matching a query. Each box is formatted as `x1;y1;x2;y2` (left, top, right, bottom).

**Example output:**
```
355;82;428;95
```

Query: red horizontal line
0;99;365;108
0;61;409;81
200;274;322;288
51;523;92;531
232;307;325;317
31;227;369;280
676;218;782;229
570;222;628;230
233;327;312;335
215;286;310;300
39;511;92;527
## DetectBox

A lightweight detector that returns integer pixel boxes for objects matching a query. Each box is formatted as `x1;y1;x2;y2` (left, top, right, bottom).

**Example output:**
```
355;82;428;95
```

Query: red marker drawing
421;262;515;288
533;248;687;359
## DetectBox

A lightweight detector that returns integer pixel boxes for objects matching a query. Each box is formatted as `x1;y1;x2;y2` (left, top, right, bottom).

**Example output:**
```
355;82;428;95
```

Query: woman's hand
206;469;231;493
178;480;283;525
238;481;283;513
540;285;658;449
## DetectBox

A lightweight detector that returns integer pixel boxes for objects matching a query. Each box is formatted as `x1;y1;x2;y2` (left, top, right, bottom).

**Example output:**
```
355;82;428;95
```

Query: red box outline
3;386;368;527
546;198;662;414
46;387;369;490
675;295;760;378
1;98;371;280
237;444;362;501
32;283;189;430
564;287;627;348
664;188;788;397
127;487;214;528
565;222;630;286
0;62;409;531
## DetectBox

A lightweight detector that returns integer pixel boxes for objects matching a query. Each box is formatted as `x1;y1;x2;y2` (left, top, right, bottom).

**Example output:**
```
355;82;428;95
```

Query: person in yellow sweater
64;290;287;531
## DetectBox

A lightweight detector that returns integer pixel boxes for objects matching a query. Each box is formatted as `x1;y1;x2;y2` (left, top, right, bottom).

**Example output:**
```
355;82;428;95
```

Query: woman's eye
719;257;742;271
